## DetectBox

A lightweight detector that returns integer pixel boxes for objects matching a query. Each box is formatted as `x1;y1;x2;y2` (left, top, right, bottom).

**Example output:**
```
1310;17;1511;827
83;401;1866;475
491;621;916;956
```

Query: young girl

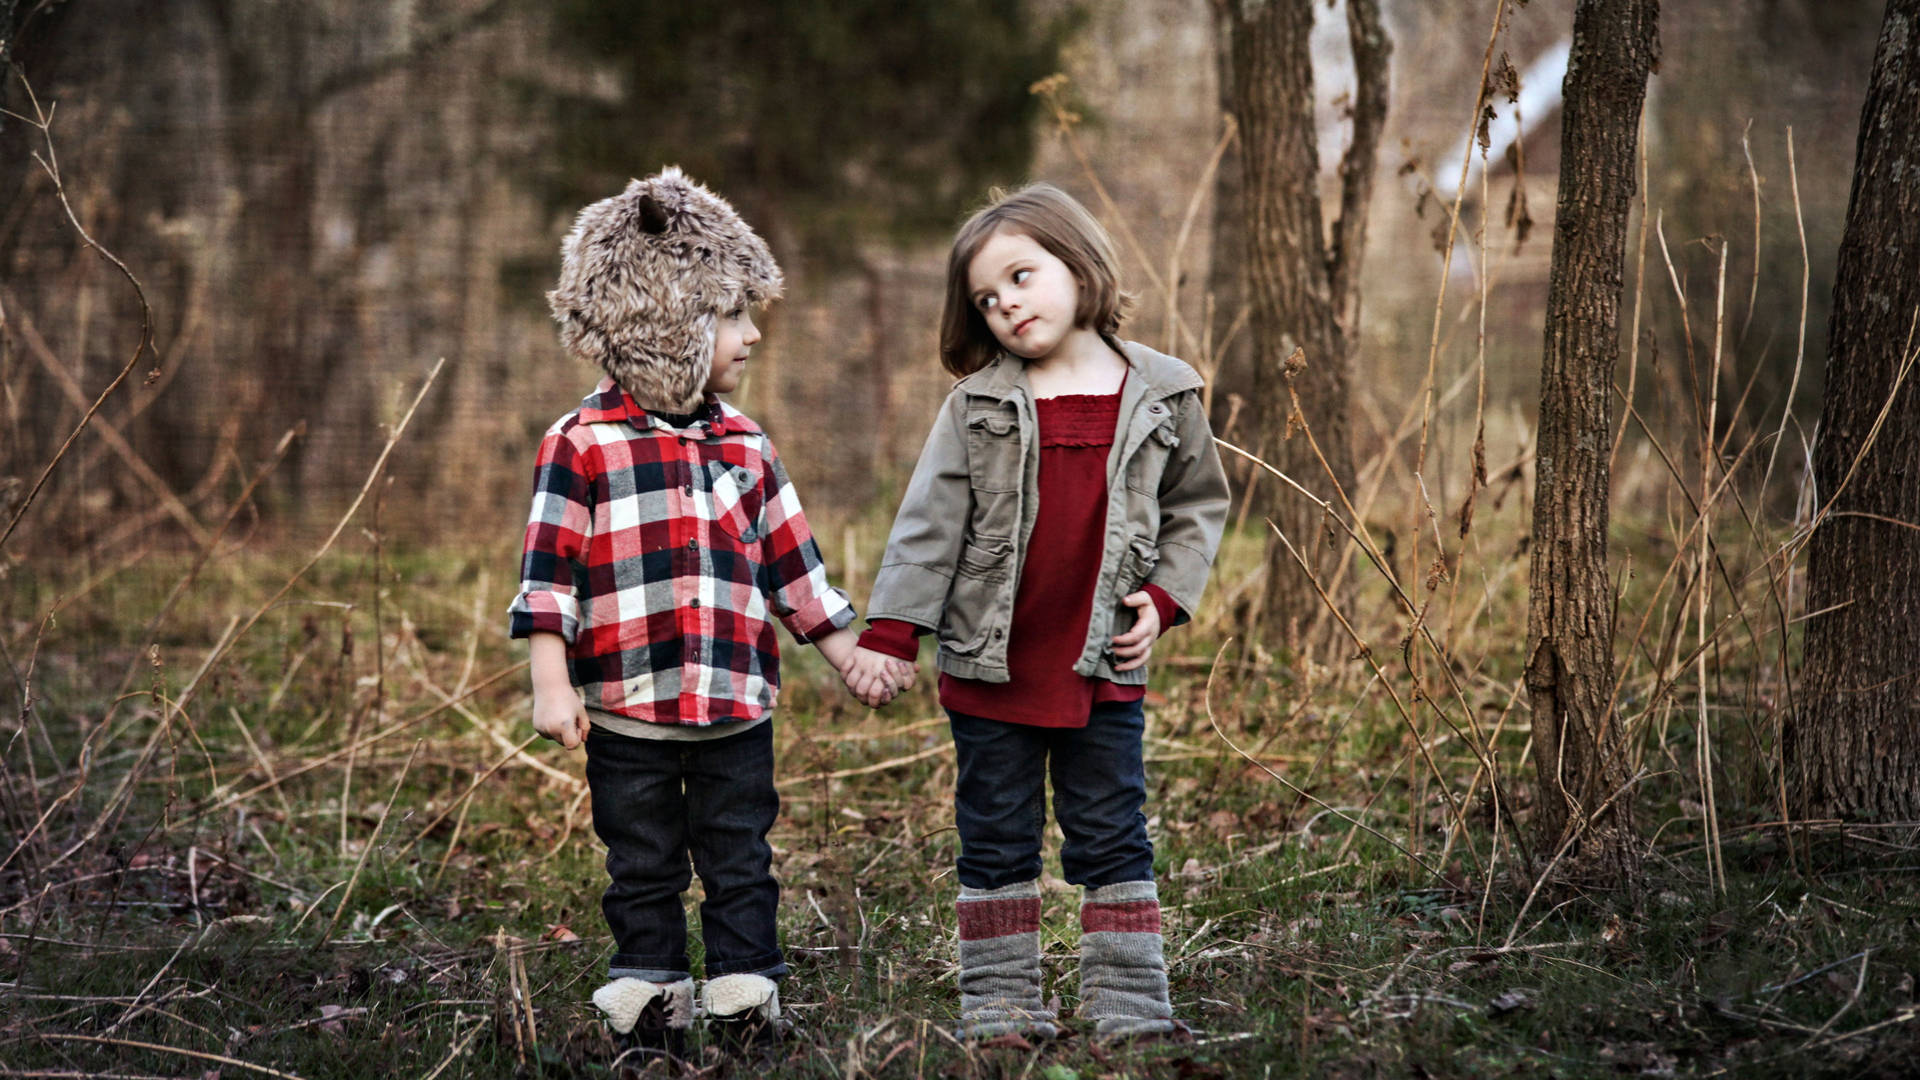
844;183;1230;1041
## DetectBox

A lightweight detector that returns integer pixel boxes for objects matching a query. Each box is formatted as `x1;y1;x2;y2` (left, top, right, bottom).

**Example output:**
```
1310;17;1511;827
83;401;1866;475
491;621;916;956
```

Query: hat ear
637;193;670;235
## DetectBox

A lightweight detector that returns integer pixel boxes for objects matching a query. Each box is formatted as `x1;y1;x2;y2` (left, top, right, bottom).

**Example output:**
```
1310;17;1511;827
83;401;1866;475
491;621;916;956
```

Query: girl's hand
1111;591;1162;672
532;687;590;749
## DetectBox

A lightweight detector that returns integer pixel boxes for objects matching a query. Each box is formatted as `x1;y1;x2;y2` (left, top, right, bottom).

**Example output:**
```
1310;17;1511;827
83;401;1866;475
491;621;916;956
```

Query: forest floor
3;526;1918;1080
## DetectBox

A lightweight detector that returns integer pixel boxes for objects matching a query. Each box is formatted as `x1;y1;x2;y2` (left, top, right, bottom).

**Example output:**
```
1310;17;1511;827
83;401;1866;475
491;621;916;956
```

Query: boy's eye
725;308;745;320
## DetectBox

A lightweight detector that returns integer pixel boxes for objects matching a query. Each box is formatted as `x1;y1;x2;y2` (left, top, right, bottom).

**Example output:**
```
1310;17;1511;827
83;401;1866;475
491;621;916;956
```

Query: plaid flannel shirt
509;379;855;725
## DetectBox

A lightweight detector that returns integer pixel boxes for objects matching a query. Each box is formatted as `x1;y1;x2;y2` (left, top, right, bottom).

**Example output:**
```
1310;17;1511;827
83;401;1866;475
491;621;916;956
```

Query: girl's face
703;308;760;395
967;229;1081;361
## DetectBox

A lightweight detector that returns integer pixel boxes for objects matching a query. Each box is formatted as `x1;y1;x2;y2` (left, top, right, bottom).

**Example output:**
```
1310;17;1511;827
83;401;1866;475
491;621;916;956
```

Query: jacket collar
576;377;762;436
957;338;1204;402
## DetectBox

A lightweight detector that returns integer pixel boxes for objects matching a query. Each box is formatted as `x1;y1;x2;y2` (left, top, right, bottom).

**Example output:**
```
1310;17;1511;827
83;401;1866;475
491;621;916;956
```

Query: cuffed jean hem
705;951;788;980
608;961;692;983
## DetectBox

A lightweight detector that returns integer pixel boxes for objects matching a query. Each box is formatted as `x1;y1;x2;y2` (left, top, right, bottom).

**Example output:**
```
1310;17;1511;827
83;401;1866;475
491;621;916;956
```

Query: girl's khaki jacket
868;340;1231;685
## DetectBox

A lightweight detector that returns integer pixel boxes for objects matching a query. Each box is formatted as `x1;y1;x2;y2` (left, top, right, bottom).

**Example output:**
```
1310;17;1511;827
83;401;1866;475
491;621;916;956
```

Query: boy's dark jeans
948;698;1154;891
585;723;787;982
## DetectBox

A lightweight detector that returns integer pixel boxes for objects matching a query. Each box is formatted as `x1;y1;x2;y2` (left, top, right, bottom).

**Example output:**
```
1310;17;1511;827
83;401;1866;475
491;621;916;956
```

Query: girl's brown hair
938;182;1134;378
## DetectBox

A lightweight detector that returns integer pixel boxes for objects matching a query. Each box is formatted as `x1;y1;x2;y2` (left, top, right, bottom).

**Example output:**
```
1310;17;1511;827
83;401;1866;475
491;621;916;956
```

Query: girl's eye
1012;269;1031;285
978;295;997;311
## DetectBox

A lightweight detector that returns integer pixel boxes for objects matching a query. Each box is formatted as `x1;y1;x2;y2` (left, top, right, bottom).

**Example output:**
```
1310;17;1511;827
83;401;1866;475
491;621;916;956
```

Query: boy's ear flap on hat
638;193;671;235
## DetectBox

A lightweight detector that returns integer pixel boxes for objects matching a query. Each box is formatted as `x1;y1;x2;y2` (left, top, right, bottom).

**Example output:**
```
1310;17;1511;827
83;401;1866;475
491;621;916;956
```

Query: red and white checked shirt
509;379;854;725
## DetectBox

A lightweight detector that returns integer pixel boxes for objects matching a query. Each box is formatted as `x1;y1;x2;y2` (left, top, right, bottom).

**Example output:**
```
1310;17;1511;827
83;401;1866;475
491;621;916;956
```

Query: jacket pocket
940;534;1013;655
704;460;762;544
1125;415;1181;495
966;411;1022;493
1116;535;1160;595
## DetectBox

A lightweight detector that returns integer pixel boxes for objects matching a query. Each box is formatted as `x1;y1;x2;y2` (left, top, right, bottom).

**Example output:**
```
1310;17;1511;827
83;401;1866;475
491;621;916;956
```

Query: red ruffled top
861;390;1178;728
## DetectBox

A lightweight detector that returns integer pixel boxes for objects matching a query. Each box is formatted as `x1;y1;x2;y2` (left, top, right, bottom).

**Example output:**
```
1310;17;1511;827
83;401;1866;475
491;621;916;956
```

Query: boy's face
703;308;760;396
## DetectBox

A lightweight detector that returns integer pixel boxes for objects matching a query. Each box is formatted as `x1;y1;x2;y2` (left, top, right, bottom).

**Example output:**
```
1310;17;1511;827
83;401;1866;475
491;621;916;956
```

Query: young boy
508;167;899;1058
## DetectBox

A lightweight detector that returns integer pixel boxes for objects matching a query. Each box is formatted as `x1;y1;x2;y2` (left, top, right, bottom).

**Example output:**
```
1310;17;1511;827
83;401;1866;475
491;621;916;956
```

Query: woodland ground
3;500;1918;1080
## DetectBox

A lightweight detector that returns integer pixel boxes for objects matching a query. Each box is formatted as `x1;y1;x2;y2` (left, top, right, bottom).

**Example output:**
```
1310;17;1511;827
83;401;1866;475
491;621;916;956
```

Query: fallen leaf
1488;988;1535;1016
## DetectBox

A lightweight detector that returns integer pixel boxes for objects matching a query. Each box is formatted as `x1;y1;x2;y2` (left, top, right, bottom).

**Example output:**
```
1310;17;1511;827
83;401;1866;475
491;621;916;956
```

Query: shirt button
683;482;694;495
690;598;702;609
686;539;697;550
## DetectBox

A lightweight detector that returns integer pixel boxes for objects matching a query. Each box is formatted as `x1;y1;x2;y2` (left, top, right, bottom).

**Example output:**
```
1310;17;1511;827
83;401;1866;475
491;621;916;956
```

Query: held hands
1111;590;1163;672
842;645;917;709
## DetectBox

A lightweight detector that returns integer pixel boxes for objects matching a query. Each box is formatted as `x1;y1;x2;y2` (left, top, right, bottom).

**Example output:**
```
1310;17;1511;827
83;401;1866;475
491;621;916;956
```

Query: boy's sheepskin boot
955;880;1059;1040
702;973;784;1057
592;976;693;1060
1077;880;1182;1041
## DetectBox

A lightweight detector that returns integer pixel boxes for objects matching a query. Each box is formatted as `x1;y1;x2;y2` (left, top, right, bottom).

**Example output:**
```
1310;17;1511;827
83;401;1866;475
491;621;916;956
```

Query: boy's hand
1111;590;1162;672
843;646;915;708
528;631;588;748
533;687;590;749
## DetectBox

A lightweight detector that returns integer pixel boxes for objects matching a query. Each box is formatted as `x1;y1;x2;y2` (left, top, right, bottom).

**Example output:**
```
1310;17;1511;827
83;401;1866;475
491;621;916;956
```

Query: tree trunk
1526;0;1658;882
1789;0;1920;822
1205;7;1250;442
1217;0;1388;651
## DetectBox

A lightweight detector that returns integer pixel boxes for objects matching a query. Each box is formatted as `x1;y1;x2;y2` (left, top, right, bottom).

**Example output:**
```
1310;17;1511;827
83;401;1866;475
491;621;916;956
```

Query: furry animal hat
549;167;784;413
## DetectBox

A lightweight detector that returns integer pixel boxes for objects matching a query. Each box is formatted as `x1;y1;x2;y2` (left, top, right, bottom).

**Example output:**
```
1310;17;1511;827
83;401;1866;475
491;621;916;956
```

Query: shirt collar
576;378;762;437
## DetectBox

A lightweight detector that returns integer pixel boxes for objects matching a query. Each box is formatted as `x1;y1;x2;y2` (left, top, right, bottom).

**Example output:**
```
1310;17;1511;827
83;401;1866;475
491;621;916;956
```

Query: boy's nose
742;317;761;345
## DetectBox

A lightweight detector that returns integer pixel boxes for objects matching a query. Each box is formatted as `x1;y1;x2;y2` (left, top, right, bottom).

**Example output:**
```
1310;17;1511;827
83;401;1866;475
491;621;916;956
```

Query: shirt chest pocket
703;460;763;544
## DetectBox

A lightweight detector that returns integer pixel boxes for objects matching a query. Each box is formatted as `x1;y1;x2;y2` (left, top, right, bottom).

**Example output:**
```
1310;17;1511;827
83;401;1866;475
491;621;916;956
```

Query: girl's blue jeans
584;723;787;982
947;698;1155;891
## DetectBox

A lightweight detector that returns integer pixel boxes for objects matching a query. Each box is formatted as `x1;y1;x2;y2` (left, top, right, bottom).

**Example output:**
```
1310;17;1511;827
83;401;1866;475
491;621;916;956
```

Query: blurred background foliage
530;0;1079;248
0;0;1888;553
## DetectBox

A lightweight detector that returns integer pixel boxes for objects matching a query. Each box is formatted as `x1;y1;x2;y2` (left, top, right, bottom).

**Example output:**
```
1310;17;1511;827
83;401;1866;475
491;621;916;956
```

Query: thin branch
0;72;157;551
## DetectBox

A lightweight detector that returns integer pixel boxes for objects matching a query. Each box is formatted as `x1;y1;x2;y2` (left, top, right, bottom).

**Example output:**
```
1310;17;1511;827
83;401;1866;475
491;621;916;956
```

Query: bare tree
1789;0;1920;822
1212;0;1390;645
1526;0;1659;881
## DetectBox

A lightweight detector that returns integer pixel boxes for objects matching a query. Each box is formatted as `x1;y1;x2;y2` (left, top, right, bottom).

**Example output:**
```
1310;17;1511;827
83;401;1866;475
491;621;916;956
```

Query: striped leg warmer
955;880;1059;1040
1078;880;1179;1040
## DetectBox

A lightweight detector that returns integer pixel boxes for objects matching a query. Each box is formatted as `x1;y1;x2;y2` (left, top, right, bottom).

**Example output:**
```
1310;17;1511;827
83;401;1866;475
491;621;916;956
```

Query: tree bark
1205;5;1251;440
1526;0;1658;881
1217;0;1388;650
1789;0;1920;822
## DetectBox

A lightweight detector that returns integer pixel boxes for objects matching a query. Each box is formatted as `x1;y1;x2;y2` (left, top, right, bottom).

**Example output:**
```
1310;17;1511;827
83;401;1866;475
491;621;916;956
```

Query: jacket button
992;628;1004;639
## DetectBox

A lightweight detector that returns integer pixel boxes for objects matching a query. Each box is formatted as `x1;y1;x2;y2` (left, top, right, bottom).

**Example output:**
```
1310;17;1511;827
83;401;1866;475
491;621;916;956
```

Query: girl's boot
1077;880;1180;1040
956;880;1060;1040
593;976;693;1061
